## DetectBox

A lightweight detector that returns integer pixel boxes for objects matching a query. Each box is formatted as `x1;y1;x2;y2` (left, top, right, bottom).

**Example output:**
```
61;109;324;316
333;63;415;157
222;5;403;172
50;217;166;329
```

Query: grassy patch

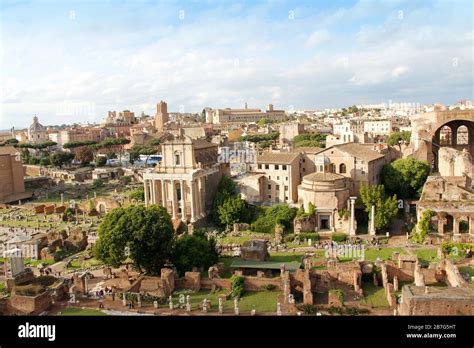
24;258;56;267
269;252;305;263
216;231;270;245
361;282;390;308
363;247;406;262
413;248;438;264
172;289;281;313
60;307;107;316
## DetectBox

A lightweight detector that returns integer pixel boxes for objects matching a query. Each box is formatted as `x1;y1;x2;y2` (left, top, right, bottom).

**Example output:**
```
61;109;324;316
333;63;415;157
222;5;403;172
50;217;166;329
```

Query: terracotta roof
257;152;300;164
330;143;385;162
192;139;218;149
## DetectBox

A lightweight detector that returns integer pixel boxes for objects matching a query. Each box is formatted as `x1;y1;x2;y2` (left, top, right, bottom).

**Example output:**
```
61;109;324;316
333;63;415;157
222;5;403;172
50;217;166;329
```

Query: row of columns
144;177;207;223
437;214;474;235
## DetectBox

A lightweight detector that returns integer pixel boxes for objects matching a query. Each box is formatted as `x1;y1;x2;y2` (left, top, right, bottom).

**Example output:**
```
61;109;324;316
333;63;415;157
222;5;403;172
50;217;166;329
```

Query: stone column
171;180;177;219
469;216;474;235
144;179;150;206
201;176;206;217
369;205;376;236
161;180;167;209
190;179;196;223
438;214;445;235
194;178;203;218
150;180;155;205
180;180;186;222
453;216;460;235
349;197;356;236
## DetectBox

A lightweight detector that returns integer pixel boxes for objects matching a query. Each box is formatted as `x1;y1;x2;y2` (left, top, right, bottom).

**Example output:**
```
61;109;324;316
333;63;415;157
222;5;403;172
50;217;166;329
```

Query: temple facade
142;134;227;224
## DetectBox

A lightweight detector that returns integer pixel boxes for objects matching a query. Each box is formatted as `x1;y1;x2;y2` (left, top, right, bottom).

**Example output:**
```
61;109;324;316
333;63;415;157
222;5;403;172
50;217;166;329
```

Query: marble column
144;180;150;206
469;216;474;235
171;180;177;219
349;197;356;236
180;180;186;222
369;205;376;236
150;180;156;204
453;216;460;235
193;178;203;218
190;179;196;223
161;179;166;209
200;176;206;218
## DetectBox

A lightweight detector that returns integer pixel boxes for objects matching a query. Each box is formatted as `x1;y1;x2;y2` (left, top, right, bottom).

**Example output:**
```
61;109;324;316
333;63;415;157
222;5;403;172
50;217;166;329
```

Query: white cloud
305;30;330;47
0;0;473;129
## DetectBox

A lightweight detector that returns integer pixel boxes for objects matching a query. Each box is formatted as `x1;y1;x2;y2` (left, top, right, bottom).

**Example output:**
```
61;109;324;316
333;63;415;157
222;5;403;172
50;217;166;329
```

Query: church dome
29;115;45;132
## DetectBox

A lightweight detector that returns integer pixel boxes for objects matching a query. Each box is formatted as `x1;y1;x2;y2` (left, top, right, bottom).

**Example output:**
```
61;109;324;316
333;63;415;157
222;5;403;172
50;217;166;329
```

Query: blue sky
0;0;473;128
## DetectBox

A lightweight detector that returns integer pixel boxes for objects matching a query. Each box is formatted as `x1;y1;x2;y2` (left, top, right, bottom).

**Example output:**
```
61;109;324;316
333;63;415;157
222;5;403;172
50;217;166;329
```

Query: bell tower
155;100;169;132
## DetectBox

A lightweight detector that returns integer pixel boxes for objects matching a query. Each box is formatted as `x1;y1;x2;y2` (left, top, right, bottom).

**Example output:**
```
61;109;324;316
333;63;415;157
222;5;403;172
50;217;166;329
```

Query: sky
0;0;473;129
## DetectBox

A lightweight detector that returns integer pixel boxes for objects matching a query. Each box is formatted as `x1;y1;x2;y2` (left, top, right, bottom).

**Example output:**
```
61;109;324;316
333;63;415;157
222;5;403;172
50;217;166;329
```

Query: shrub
331;233;347;242
94;156;107;167
411;209;433;244
230;275;245;298
120;176;132;184
296;304;320;315
129;187;145;201
92;179;104;189
261;284;276;291
250;205;296;233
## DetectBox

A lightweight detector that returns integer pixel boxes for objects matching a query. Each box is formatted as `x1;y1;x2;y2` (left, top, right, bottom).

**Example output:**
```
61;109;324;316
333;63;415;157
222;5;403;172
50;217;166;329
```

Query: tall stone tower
155;100;169;132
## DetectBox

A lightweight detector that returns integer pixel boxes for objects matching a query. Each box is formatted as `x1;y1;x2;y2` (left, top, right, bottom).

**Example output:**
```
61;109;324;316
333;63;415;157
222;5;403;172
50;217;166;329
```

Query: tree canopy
172;230;219;276
211;175;248;229
293;134;326;148
387;131;411;147
50;152;75;168
359;183;398;231
251;204;296;233
381;157;430;199
94;205;175;274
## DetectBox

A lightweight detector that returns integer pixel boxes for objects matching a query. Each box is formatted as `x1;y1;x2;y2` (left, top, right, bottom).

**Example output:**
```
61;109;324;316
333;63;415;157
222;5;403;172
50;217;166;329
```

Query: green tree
381;158;430;199
50;152;74;168
94;205;175;274
129;144;157;165
40;156;51;166
387;131;411;148
251;204;296;233
217;195;249;229
211;174;237;226
172;234;219;276
129;187;145;201
293;134;327;148
75;146;94;165
63;140;97;149
106;151;116;159
359;183;398;231
411;209;433;243
95;156;107;167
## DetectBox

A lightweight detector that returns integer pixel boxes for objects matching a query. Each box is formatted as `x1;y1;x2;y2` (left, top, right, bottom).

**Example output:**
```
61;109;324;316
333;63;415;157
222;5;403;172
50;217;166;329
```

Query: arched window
339;163;346;174
457;125;469;145
439;126;452;145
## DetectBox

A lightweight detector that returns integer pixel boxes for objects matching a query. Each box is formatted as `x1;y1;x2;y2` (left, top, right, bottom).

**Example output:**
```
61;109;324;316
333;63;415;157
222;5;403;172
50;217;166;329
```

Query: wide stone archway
409;109;474;172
